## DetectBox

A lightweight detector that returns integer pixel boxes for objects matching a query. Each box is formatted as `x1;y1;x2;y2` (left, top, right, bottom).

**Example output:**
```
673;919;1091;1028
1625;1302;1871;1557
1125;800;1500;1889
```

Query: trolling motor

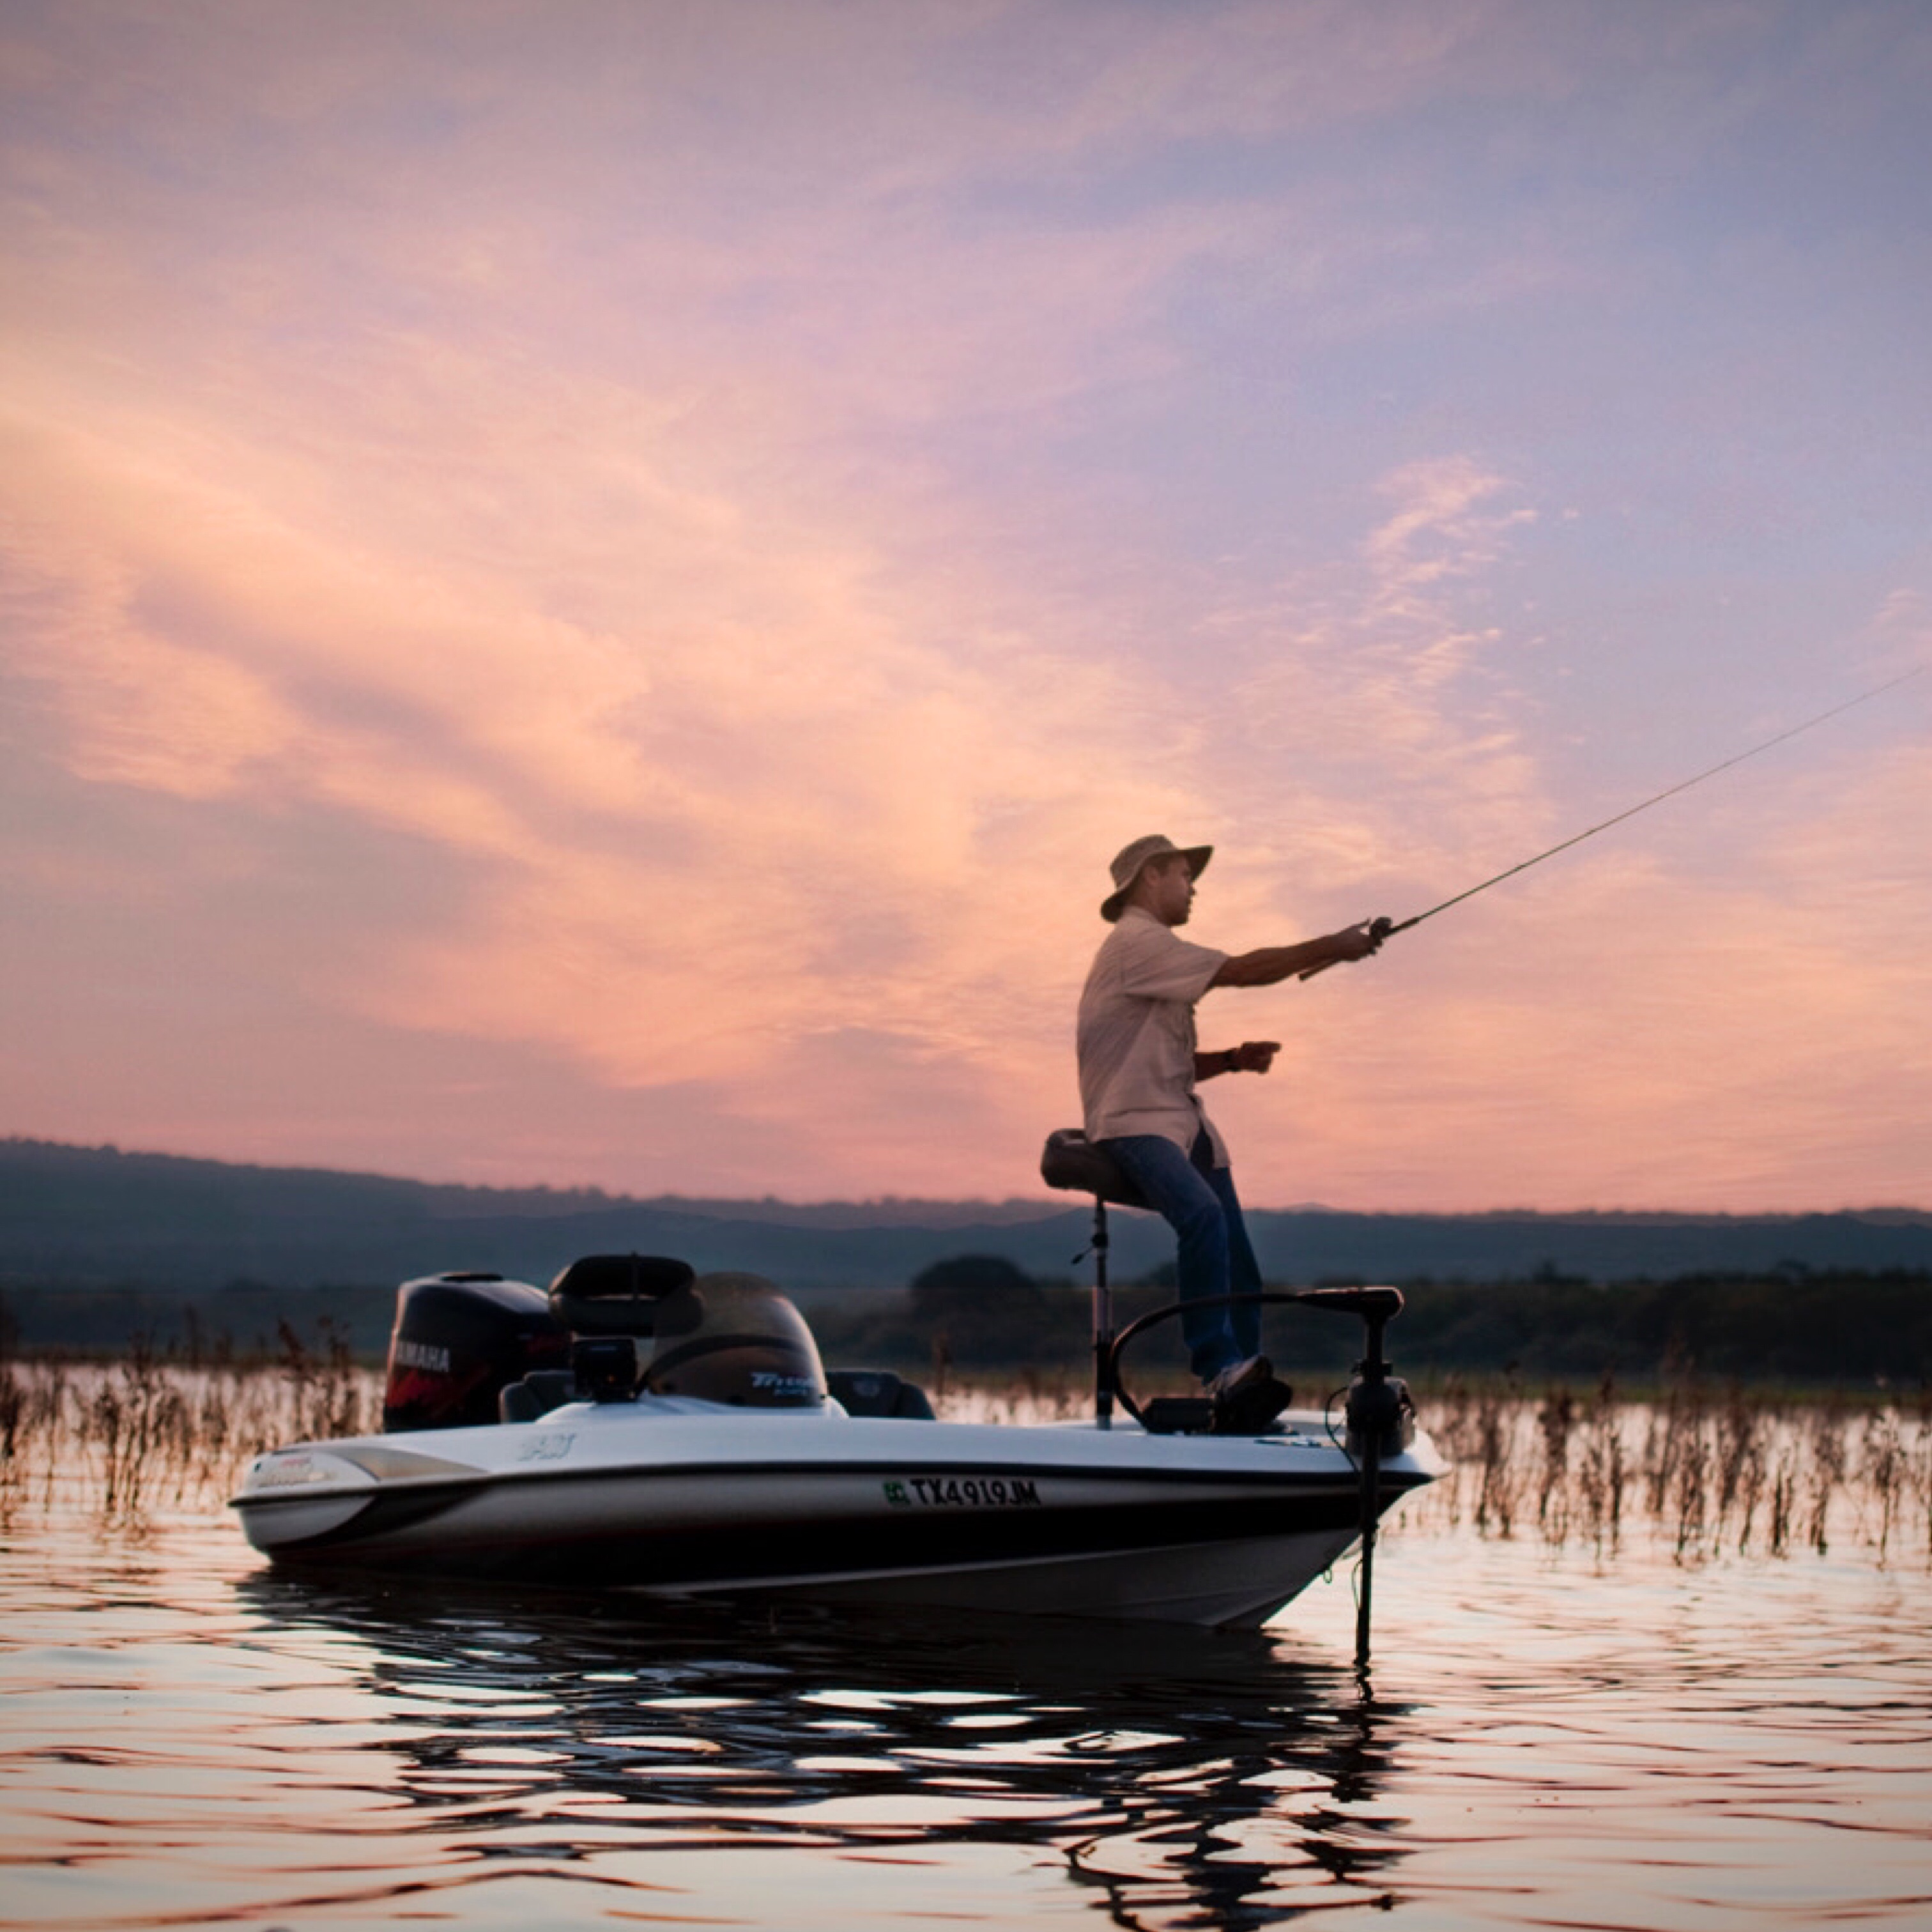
1313;1285;1416;1669
1103;1282;1413;1669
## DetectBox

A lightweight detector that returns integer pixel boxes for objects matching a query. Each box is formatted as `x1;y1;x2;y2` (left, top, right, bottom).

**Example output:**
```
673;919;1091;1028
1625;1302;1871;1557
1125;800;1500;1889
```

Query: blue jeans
1101;1131;1264;1382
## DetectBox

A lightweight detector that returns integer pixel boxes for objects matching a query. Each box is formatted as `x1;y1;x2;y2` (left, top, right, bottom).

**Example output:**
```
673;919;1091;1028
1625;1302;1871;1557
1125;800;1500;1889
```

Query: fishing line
1305;663;1924;974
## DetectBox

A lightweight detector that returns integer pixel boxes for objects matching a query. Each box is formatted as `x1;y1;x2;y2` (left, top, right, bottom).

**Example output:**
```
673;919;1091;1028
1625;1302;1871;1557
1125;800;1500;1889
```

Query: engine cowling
381;1272;571;1432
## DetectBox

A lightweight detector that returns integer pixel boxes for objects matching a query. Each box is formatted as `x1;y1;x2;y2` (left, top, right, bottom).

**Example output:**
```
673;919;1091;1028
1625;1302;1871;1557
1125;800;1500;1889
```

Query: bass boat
232;1135;1443;1634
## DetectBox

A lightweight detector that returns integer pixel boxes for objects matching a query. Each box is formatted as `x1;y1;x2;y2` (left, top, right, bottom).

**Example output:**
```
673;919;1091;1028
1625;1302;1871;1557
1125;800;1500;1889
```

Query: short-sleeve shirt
1077;907;1230;1160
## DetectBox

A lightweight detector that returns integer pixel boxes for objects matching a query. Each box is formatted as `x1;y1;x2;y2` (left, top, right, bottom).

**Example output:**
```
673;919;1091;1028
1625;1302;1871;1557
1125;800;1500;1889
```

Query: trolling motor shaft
1335;1291;1416;1673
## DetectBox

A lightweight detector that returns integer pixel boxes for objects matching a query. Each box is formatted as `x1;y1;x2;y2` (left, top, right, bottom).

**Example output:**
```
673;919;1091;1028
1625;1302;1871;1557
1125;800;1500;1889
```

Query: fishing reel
1298;914;1397;981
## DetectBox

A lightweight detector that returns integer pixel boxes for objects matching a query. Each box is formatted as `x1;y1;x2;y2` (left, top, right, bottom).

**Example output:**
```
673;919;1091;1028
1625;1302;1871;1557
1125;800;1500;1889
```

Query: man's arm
1209;922;1384;988
1195;1041;1282;1079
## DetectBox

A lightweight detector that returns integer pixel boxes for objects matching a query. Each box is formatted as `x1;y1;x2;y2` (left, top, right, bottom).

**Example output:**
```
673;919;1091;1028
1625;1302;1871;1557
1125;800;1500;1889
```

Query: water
3;1503;1927;1931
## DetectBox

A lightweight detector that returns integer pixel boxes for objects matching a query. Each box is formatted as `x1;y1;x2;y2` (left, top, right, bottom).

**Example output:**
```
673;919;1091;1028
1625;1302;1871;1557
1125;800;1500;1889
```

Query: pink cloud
3;1;1926;1210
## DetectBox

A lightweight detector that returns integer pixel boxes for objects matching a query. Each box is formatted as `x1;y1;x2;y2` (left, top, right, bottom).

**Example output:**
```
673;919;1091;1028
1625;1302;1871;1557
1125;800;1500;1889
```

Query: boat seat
499;1369;578;1423
1039;1129;1154;1211
549;1254;696;1335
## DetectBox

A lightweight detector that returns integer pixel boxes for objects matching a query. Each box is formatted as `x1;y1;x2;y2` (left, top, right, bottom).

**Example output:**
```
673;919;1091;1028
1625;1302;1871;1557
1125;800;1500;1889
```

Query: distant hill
6;1140;1929;1381
4;1135;1931;1296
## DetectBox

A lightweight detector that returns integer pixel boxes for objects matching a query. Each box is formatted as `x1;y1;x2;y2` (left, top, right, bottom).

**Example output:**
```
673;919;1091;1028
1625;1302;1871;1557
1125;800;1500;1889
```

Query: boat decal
884;1476;1041;1510
333;1443;489;1483
749;1370;819;1400
516;1432;577;1463
252;1453;332;1489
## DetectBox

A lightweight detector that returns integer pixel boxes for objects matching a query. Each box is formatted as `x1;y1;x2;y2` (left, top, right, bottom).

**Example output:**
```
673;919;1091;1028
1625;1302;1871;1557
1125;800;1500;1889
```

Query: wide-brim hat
1100;834;1213;921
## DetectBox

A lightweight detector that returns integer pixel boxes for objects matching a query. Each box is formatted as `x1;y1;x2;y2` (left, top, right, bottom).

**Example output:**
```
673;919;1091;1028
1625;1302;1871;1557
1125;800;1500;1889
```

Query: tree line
3;1255;1928;1390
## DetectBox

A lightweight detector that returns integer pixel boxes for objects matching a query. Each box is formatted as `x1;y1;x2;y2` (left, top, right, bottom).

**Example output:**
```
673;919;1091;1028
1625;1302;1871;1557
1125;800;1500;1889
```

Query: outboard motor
382;1271;571;1432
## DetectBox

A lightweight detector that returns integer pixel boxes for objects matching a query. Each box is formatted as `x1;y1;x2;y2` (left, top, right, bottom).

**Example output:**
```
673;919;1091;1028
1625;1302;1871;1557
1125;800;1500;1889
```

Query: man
1077;834;1384;1430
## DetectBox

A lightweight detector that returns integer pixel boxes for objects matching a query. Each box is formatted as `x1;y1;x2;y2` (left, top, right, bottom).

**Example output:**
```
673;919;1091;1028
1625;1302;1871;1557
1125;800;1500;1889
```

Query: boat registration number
883;1476;1041;1510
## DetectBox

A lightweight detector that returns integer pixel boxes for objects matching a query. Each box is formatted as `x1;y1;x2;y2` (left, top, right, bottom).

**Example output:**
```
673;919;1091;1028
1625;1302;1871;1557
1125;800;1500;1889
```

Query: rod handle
1297;915;1395;981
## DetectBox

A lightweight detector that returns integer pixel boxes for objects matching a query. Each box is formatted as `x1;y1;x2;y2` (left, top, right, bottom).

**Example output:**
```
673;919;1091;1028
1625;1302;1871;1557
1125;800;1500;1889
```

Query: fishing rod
1301;663;1925;979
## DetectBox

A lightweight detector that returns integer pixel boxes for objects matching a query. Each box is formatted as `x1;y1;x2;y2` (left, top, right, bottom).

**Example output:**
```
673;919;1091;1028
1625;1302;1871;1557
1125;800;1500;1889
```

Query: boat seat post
1039;1129;1155;1432
1091;1193;1114;1430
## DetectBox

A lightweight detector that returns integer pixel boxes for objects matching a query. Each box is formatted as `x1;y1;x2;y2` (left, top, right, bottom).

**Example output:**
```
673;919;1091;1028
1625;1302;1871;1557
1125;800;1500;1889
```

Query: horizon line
4;1135;1925;1223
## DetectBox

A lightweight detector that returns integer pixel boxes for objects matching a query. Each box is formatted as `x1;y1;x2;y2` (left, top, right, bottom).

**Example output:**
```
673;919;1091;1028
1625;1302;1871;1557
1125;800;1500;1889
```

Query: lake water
3;1487;1927;1931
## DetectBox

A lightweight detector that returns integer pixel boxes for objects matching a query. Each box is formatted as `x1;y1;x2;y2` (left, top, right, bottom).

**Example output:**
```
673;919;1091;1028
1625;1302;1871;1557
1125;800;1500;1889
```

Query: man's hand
1328;920;1387;963
1230;1039;1282;1073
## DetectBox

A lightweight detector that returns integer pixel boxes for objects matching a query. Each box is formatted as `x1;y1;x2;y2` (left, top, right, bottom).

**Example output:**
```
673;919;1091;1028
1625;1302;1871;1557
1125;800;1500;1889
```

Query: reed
0;1328;387;1528
1405;1376;1929;1568
1;1351;1925;1571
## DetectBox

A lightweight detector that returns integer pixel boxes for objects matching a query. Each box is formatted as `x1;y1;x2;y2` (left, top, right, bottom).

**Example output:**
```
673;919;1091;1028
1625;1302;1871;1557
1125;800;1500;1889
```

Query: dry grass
3;1347;1926;1570
1409;1373;1932;1566
0;1321;378;1527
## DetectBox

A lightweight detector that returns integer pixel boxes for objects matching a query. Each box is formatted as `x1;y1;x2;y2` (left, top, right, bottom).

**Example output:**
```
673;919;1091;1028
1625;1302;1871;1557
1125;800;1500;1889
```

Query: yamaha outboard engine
382;1271;571;1432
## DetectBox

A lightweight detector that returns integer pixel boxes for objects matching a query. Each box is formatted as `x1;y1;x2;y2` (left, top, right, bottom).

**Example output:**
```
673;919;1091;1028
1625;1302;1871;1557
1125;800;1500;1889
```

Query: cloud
1;500;299;800
3;0;1926;1208
1;336;1187;1095
15;306;1919;1208
6;287;1558;1201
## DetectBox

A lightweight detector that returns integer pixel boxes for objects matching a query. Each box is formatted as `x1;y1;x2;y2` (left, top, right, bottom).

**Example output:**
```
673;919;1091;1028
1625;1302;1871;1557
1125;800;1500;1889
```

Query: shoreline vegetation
1;1344;1925;1572
4;1259;1928;1388
6;1225;1928;1563
8;1138;1931;1301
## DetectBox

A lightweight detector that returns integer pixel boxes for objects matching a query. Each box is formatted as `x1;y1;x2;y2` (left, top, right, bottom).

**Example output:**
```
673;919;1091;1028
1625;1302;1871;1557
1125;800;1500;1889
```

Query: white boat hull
779;1528;1368;1627
233;1400;1441;1629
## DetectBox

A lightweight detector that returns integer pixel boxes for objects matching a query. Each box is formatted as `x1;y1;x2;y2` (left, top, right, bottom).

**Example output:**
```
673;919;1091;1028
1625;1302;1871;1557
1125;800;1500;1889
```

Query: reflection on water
229;1567;1409;1929
1;1515;1928;1931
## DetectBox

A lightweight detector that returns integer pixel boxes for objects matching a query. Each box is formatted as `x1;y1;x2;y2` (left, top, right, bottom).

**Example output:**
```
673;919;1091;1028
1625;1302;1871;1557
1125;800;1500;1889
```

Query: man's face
1142;854;1197;926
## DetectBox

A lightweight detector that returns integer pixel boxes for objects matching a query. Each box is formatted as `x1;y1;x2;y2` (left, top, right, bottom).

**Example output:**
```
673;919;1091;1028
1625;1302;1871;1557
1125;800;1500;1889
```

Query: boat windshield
642;1270;828;1408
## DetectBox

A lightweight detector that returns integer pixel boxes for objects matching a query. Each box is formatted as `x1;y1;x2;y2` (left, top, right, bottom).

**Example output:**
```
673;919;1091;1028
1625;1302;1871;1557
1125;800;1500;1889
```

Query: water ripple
1;1515;1928;1929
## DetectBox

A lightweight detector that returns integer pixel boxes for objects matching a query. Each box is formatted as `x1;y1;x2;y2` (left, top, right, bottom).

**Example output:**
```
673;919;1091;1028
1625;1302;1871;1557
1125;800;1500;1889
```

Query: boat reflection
235;1570;1412;1927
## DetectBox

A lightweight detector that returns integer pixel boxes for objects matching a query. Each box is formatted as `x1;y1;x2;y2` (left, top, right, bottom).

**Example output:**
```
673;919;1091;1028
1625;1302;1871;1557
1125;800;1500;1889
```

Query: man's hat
1100;834;1213;922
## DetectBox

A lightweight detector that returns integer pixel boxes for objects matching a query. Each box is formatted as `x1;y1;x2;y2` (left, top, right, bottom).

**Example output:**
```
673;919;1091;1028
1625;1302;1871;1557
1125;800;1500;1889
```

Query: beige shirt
1077;907;1231;1160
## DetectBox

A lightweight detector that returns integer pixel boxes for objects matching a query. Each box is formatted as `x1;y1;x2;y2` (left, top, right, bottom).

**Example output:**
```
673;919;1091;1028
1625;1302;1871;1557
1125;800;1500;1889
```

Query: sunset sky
3;1;1928;1211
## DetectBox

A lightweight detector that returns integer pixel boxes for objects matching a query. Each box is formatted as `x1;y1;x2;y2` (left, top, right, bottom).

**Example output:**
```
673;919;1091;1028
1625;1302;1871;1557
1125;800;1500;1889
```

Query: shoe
1214;1374;1291;1434
1204;1355;1271;1402
1207;1356;1292;1435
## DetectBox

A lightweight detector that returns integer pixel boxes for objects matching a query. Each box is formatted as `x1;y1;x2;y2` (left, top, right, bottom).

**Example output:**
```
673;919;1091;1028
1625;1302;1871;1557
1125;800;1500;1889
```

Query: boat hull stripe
240;1461;1421;1589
